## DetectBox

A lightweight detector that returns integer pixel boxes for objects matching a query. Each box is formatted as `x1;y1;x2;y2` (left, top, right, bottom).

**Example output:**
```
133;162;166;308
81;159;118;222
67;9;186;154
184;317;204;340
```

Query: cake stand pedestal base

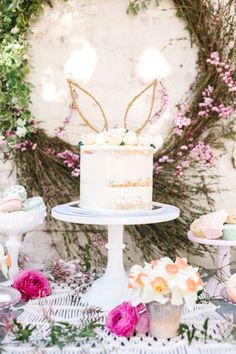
52;202;180;311
188;232;234;297
206;245;231;297
81;225;130;311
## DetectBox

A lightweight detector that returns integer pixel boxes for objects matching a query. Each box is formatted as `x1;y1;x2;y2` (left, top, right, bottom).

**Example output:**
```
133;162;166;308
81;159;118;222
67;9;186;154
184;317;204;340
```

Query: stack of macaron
190;209;236;240
0;185;45;213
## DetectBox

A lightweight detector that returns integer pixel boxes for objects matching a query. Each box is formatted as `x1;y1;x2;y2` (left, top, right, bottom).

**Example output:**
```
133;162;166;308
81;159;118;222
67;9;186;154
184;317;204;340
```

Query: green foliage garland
0;0;235;264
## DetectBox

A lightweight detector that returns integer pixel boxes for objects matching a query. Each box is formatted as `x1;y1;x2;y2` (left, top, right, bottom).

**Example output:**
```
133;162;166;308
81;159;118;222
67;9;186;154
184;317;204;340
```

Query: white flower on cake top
79;129;154;148
128;257;203;309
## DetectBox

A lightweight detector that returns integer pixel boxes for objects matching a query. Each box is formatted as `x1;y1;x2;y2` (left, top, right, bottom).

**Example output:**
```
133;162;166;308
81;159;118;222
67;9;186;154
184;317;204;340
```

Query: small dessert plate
0;286;21;309
67;201;166;217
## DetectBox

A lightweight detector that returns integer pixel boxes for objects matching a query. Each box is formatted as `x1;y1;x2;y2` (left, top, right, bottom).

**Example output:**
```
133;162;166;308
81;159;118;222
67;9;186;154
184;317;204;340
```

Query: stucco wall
0;0;235;269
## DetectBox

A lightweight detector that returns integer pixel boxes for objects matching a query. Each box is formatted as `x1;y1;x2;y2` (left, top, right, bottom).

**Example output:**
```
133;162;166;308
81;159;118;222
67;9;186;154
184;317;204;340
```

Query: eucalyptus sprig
4;317;104;349
178;318;210;345
47;321;104;349
11;319;36;343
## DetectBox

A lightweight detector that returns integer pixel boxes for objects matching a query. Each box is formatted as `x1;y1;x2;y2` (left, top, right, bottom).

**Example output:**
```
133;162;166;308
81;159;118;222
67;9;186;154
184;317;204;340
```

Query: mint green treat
223;224;236;240
3;185;27;202
22;196;44;211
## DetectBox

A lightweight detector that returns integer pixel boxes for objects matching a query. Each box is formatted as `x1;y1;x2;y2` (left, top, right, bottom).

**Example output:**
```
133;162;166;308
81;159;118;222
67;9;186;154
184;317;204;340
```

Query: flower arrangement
12;269;52;301
128;257;203;309
106;257;204;339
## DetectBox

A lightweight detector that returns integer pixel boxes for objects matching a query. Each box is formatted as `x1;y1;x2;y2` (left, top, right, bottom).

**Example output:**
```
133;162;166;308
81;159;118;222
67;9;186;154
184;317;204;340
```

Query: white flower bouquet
128;257;204;309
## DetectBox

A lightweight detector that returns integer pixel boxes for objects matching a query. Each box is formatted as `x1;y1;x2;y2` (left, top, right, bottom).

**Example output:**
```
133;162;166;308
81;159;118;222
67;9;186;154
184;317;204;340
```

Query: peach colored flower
186;278;197;292
151;277;168;294
135;273;148;287
165;263;179;275
175;257;188;269
5;255;11;268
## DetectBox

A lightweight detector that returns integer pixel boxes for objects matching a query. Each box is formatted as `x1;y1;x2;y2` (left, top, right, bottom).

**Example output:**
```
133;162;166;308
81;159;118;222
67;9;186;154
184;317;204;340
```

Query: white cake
79;129;155;211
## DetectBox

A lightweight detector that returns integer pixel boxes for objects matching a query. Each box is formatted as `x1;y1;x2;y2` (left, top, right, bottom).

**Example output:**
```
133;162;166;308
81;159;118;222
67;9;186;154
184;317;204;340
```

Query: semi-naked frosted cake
79;129;155;211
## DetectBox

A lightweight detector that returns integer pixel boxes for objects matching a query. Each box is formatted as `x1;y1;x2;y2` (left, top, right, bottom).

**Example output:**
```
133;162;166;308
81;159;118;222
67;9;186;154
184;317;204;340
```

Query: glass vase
146;301;183;338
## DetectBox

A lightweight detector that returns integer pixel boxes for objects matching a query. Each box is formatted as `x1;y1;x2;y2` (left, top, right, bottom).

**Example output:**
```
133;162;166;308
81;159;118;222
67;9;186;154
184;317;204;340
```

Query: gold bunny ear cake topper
67;79;158;134
124;79;158;134
67;79;109;133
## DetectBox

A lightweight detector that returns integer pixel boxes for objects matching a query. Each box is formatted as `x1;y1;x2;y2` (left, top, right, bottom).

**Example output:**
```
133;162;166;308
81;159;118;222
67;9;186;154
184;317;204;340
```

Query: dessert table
52;202;180;310
188;231;236;297
1;282;236;354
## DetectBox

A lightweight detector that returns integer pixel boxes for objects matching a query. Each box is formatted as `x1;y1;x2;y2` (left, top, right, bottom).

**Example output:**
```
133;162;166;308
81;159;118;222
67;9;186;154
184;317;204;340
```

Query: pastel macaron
0;195;22;213
226;273;236;303
22;196;45;211
226;209;236;224
190;210;228;239
223;224;236;241
3;185;27;202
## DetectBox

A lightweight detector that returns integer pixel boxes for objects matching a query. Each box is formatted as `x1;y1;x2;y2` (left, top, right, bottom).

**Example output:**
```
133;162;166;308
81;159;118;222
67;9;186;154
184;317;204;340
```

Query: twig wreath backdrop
0;0;235;267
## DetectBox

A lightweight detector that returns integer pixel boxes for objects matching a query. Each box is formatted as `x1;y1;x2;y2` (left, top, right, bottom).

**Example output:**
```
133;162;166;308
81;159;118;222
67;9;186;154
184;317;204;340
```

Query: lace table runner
3;284;236;354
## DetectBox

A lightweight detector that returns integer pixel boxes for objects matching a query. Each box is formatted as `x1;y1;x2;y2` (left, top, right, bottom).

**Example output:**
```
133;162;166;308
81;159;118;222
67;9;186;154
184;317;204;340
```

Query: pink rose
12;269;52;301
106;301;138;337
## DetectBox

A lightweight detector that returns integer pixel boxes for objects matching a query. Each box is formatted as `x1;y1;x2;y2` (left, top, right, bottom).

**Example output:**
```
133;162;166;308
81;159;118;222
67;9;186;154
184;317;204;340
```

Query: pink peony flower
106;301;138;337
12;269;52;301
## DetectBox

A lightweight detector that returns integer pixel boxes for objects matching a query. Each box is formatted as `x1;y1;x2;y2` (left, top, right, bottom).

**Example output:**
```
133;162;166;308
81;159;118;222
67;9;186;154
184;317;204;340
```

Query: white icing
80;145;153;211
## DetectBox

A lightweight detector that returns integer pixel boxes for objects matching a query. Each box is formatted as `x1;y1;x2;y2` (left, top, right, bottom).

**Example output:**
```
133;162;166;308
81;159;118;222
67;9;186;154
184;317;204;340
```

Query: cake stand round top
188;231;236;246
52;202;180;225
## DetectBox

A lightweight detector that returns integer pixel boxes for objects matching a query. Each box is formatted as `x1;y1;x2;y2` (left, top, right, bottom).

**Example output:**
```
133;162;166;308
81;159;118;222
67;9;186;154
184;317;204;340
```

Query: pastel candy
226;273;236;303
0;195;22;213
190;210;228;239
3;185;27;202
22;196;45;211
203;228;222;239
223;224;236;240
226;209;236;224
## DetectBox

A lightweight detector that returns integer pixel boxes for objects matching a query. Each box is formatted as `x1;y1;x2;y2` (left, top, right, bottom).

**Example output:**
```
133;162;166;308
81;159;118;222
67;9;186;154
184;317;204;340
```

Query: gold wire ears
124;79;158;134
67;79;157;134
67;79;109;133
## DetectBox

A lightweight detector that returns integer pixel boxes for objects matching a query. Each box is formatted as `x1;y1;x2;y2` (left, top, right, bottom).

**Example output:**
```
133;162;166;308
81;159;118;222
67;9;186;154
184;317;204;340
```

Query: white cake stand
187;231;236;297
52;202;179;311
0;207;46;284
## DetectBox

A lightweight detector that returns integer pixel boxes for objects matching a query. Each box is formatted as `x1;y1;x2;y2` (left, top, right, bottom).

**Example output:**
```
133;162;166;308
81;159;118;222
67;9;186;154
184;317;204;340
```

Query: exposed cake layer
80;145;154;211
